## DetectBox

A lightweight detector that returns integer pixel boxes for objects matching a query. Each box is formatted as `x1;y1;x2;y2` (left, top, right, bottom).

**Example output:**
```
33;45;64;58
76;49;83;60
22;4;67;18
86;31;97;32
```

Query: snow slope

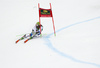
0;0;100;68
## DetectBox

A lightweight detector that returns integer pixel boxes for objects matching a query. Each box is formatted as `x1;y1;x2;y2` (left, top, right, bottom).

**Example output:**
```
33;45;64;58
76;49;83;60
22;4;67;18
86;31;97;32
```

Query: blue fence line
43;16;100;67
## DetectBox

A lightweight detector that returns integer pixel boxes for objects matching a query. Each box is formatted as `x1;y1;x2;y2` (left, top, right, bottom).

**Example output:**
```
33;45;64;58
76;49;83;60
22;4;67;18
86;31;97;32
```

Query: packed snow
0;0;100;68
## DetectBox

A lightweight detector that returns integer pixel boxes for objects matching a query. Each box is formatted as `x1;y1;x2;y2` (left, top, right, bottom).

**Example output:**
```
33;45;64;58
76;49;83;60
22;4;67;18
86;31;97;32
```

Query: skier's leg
15;34;25;43
24;36;33;43
16;34;30;43
20;34;27;40
24;32;36;43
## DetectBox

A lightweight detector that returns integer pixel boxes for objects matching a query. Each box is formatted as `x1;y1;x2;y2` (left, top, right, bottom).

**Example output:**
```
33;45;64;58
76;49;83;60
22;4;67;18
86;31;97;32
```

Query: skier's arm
38;25;43;32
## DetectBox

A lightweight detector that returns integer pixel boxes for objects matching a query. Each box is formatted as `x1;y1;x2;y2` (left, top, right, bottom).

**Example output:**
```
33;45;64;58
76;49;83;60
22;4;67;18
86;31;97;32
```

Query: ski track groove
43;16;100;68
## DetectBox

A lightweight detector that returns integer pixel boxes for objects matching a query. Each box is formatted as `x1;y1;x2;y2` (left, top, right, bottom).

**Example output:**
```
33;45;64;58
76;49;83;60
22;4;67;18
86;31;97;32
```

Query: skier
16;22;43;43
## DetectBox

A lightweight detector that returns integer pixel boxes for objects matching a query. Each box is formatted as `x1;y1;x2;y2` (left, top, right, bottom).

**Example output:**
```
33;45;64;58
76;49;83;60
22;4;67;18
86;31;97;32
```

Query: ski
15;39;20;43
15;39;23;44
24;36;33;43
15;35;25;43
24;39;29;43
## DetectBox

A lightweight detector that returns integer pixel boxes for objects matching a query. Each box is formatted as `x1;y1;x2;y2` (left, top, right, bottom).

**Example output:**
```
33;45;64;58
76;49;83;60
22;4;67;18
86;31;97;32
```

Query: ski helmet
36;22;40;25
